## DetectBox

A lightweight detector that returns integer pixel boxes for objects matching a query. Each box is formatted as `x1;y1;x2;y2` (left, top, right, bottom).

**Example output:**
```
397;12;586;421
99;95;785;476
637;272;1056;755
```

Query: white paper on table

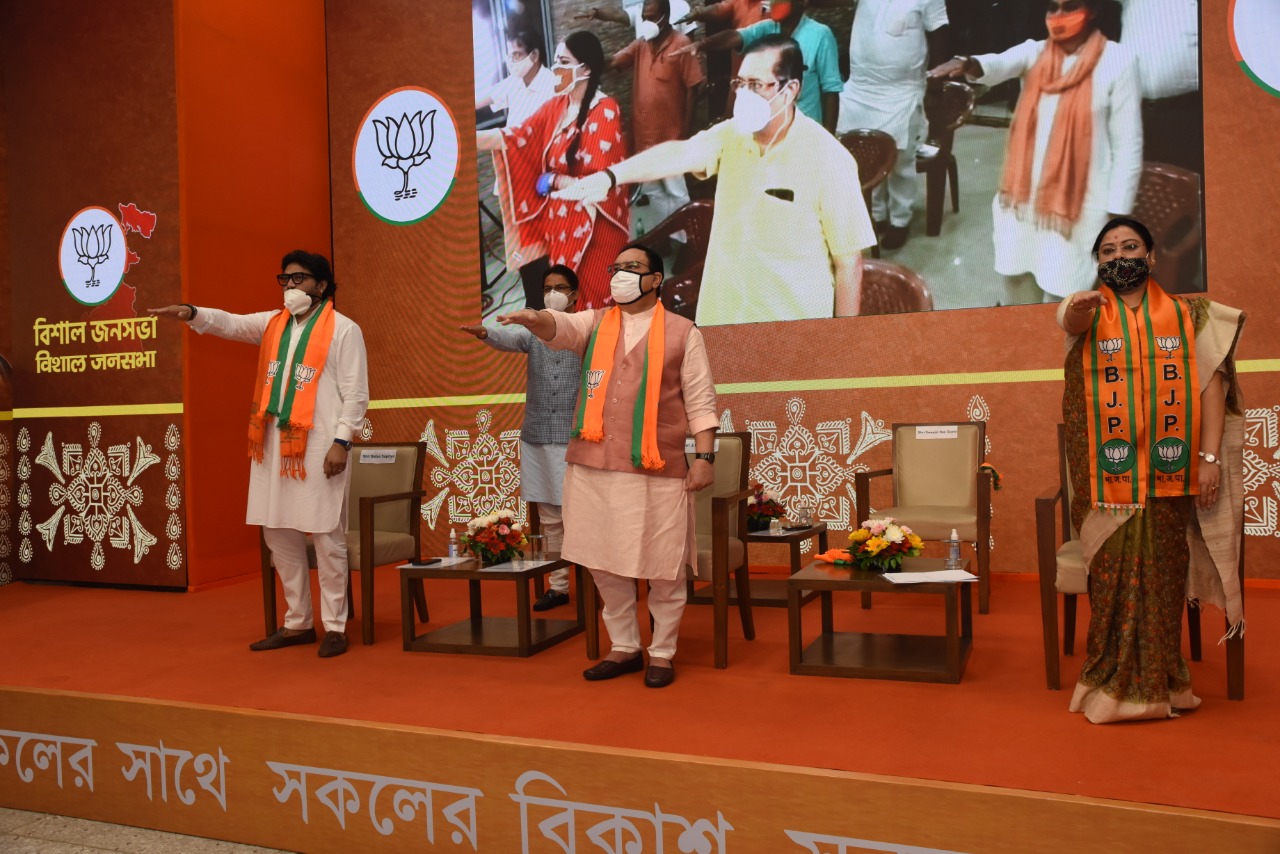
883;569;978;583
398;556;471;568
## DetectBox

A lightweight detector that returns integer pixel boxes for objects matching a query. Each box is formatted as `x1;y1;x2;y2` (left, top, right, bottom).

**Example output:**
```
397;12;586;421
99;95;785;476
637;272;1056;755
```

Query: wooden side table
399;557;586;657
690;522;828;608
787;557;973;683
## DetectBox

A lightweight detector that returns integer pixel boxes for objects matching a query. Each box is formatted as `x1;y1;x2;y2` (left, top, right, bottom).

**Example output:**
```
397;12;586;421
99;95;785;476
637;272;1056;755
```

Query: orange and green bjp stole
573;303;667;471
1083;280;1199;511
247;300;336;479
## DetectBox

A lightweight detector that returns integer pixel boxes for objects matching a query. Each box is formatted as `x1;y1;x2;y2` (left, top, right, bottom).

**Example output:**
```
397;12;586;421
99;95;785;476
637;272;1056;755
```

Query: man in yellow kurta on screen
554;34;876;327
149;251;370;659
498;243;718;688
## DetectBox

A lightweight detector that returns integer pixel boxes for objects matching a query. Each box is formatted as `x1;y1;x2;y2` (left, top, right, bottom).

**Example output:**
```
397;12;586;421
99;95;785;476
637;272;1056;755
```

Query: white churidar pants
537;502;569;593
590;568;687;660
263;526;349;634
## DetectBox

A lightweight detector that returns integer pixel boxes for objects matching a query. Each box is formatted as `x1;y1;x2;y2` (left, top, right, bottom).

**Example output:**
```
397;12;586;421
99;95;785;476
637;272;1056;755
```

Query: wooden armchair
260;441;428;645
1035;426;1243;698
855;422;992;613
685;431;756;668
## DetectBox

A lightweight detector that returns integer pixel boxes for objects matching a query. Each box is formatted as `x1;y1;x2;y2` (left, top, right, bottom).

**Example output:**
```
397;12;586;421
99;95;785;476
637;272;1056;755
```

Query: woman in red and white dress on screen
479;30;630;310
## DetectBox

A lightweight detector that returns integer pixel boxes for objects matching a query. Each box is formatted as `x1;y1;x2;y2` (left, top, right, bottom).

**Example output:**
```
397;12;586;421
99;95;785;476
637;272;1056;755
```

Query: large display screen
473;0;1204;324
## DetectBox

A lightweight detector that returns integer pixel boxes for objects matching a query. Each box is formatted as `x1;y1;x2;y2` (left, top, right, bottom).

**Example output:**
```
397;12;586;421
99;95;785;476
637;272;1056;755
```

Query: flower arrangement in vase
745;483;785;531
458;510;527;565
847;517;924;572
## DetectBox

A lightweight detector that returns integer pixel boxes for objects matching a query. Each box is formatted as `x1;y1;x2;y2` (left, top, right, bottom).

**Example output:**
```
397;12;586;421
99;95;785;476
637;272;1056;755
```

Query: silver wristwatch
1198;451;1220;465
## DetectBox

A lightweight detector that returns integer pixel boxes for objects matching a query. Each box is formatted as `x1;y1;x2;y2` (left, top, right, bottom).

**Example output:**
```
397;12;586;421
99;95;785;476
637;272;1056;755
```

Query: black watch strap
333;438;352;450
694;452;715;463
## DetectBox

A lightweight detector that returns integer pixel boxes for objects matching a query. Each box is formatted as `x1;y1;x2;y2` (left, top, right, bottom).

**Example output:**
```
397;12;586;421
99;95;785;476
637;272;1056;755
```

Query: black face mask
1097;256;1150;293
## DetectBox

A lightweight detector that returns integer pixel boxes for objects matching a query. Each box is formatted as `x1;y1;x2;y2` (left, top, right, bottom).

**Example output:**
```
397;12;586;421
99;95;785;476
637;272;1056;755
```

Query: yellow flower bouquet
847;517;924;573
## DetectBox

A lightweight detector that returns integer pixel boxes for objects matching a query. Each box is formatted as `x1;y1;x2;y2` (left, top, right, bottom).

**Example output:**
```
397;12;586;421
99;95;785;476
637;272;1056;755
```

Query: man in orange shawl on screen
149;251;369;659
497;243;718;688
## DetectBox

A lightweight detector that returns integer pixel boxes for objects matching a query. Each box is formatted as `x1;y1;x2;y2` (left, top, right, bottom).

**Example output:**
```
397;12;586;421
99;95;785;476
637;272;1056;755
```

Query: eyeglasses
606;262;651;275
276;273;316;286
1098;241;1146;257
730;77;787;95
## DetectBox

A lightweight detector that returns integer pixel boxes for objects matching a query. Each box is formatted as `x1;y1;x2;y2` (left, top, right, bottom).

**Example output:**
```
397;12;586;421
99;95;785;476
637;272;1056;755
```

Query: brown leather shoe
249;628;316;651
582;654;644;681
317;631;348;658
644;662;676;688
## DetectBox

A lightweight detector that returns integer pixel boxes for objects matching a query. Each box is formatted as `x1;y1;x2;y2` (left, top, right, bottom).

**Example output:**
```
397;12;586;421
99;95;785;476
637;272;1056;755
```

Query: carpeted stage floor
1;570;1276;821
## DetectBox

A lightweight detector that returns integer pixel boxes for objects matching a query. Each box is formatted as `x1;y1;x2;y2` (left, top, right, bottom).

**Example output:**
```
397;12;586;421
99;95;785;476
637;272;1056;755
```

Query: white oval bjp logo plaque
353;86;460;225
58;206;127;306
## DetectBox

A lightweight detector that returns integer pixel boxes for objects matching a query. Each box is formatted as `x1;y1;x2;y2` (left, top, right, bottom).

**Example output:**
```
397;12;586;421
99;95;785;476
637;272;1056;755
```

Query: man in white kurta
836;0;949;248
151;255;368;657
969;37;1142;299
497;245;718;687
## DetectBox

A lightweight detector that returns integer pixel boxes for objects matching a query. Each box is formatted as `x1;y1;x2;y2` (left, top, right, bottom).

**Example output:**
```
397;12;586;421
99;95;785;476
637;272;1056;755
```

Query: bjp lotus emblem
1100;439;1136;474
72;224;112;287
353;87;460;226
1155;336;1183;360
373;110;436;201
1097;338;1123;362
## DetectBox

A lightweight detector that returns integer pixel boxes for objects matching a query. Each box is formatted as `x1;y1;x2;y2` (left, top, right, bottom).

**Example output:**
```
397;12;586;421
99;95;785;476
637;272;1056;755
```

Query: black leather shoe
533;589;570;611
644;662;676;688
881;224;910;250
317;631;349;658
249;628;316;651
583;655;644;681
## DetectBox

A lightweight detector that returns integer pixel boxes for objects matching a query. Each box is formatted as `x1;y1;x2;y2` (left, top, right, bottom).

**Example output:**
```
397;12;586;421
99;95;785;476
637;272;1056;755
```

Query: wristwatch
1198;451;1220;465
333;438;352;450
694;452;715;463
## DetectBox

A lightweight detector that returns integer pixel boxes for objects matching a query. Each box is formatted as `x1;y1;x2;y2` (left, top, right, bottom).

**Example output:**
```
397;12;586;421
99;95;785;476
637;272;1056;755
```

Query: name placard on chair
916;426;958;440
358;448;397;464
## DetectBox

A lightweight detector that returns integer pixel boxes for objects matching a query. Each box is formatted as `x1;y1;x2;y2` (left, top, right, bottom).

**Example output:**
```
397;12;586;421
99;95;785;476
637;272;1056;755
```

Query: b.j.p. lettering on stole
510;769;733;854
0;729;96;792
265;760;482;848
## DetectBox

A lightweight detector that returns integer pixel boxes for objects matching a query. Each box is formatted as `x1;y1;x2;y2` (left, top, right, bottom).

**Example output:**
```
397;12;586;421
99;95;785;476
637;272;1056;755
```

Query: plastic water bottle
448;529;459;559
945;528;962;569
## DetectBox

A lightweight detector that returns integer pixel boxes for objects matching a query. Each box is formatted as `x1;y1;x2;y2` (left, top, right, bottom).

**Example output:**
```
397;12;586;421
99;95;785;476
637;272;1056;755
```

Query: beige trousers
263;526;349;634
590;569;687;660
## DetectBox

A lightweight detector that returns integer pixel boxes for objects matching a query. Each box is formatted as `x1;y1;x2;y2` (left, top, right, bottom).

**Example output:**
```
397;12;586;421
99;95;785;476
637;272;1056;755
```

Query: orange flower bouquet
847;517;924;573
458;510;528;565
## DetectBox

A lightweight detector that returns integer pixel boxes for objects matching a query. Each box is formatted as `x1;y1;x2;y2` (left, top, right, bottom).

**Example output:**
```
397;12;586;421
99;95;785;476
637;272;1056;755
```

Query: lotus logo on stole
353;87;460;225
585;370;606;399
1152;437;1189;473
1099;439;1136;475
293;364;317;391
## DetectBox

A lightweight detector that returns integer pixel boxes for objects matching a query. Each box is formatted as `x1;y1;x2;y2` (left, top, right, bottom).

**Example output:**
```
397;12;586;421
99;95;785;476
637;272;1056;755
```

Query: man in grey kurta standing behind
461;264;582;610
150;250;369;658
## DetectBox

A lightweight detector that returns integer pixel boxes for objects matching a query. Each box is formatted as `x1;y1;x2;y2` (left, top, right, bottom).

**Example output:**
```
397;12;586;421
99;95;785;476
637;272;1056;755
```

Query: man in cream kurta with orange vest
498;243;718;688
149;251;369;659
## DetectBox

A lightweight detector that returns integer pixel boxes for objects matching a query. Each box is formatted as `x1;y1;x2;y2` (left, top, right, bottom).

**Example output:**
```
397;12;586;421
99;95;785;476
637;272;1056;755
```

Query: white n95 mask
283;288;313;316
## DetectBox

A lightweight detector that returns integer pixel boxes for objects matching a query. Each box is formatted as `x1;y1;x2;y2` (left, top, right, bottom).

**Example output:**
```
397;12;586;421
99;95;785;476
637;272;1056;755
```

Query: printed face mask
768;1;792;22
1046;9;1088;41
732;86;785;134
283;287;313;316
609;269;650;304
553;62;586;95
1097;256;1150;293
544;289;573;311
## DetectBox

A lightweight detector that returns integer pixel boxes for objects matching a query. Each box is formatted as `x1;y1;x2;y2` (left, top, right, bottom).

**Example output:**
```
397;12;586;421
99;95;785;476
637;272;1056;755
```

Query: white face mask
507;53;534;78
544;289;573;311
636;18;662;41
283;287;314;316
732;85;786;134
609;270;651;305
